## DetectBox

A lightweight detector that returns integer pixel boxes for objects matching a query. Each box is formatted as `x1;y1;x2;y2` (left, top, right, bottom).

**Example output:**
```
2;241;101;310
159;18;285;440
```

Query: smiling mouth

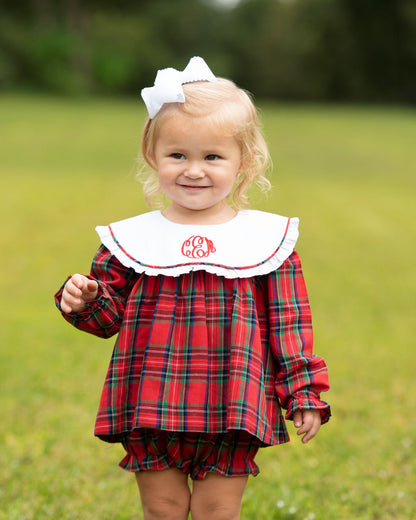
179;184;211;190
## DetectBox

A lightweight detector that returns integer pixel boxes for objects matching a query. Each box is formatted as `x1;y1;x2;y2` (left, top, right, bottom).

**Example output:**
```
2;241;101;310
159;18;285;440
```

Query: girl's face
152;111;243;222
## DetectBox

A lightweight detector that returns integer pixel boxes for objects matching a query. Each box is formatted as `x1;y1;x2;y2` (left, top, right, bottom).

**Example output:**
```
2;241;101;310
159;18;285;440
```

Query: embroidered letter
181;235;216;259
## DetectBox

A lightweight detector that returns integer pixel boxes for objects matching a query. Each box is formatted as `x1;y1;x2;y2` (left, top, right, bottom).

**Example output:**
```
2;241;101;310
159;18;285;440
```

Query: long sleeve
266;251;331;424
54;245;137;338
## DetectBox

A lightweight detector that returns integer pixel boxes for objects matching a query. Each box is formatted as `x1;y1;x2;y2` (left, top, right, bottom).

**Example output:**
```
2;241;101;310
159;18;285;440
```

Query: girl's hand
61;274;98;314
293;409;322;444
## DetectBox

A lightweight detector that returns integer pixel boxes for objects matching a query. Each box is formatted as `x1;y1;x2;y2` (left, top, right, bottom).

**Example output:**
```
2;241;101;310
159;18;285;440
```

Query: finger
60;299;72;313
72;275;97;300
64;281;82;298
61;290;82;313
62;292;81;310
293;410;303;428
70;273;87;289
296;416;313;436
86;279;98;294
300;417;321;444
301;423;320;444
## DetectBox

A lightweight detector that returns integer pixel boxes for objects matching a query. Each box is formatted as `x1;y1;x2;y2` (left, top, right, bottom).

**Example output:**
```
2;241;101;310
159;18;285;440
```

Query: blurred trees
0;0;415;102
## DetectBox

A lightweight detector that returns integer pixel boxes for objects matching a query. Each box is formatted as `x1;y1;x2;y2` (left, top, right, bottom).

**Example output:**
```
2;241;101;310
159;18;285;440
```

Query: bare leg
190;472;249;520
135;468;191;520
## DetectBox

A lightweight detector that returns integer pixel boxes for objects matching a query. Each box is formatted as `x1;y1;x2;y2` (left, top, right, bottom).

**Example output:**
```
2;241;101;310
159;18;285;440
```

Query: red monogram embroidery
181;235;216;259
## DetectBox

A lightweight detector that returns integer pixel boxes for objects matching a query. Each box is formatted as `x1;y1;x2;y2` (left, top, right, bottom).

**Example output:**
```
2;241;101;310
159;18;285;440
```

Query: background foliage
1;0;415;102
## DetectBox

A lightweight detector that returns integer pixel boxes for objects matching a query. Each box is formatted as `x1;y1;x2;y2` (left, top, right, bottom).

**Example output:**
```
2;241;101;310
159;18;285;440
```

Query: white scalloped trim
95;210;299;279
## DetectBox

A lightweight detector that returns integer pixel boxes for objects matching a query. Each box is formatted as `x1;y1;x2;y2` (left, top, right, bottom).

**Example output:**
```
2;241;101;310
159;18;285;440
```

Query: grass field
1;94;415;519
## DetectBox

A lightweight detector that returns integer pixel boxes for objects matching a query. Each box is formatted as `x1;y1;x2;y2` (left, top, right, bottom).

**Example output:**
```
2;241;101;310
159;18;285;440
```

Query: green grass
1;94;415;519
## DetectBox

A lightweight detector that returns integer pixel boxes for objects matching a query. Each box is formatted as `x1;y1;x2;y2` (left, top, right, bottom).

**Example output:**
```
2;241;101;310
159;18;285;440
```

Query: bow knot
141;56;217;118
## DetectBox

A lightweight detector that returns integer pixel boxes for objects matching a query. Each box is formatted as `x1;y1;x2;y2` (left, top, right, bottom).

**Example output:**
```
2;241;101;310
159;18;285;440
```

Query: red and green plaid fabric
55;246;330;446
120;429;260;480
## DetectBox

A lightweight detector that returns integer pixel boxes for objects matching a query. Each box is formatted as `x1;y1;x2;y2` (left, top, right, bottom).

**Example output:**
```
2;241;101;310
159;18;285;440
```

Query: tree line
0;0;415;103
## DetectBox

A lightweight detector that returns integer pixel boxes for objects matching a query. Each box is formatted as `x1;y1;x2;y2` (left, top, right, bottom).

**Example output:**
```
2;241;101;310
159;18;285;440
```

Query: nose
184;161;205;179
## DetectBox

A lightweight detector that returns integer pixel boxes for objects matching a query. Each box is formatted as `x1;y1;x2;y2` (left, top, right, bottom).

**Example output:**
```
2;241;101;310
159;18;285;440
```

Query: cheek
157;174;170;190
157;164;175;183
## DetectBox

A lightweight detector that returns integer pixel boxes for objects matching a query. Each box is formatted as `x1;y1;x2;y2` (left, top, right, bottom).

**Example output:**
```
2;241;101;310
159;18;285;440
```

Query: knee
136;468;191;520
142;496;190;520
190;498;242;520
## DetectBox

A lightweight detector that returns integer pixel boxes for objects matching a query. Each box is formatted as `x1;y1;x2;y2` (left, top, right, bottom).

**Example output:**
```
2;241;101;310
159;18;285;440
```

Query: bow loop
141;56;216;118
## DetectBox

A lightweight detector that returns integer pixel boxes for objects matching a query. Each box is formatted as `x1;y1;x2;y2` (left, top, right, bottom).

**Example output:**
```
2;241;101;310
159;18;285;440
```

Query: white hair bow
141;56;217;119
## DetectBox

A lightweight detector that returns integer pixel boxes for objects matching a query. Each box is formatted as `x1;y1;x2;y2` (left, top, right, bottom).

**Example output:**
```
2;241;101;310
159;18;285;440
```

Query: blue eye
206;154;220;161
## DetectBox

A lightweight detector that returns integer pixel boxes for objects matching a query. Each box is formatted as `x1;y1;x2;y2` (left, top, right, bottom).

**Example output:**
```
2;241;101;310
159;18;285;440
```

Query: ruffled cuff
284;389;331;425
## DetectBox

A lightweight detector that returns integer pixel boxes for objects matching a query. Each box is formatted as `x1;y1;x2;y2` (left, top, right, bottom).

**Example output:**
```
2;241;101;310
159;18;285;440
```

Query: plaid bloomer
120;428;260;480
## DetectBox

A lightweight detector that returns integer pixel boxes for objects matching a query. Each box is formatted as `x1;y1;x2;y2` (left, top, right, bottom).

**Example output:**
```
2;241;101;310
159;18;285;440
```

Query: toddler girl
55;56;330;520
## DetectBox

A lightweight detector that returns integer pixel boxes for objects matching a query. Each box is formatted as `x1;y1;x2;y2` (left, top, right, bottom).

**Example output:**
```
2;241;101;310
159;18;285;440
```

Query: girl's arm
266;251;331;426
54;245;137;338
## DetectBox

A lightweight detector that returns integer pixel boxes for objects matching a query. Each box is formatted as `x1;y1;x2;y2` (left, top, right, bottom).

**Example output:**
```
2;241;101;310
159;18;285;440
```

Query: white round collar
95;210;299;279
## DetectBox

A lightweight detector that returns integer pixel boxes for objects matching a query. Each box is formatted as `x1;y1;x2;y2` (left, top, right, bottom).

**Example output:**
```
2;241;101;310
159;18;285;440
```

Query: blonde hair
139;78;271;209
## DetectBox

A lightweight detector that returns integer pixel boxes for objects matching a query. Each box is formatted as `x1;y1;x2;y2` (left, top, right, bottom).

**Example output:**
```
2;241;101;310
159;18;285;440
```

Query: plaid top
55;246;330;446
